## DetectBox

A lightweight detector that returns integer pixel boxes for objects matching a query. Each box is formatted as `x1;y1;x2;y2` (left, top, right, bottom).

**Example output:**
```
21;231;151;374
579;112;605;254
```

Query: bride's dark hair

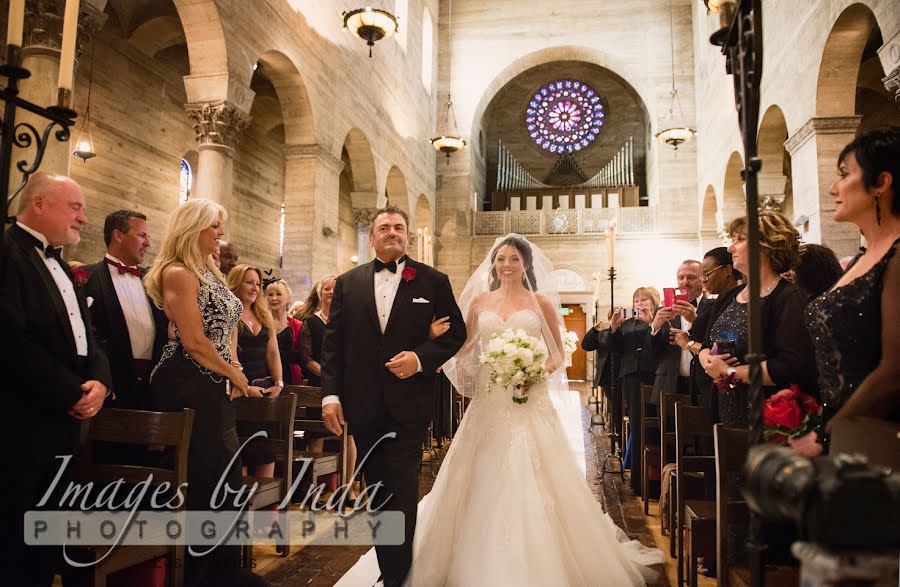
488;236;539;291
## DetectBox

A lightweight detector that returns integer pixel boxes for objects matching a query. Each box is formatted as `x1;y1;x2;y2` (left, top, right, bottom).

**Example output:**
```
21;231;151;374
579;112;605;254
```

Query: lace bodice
153;268;242;383
805;242;897;416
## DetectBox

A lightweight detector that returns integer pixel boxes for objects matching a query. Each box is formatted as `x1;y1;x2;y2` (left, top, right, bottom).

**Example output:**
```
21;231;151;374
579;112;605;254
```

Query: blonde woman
266;280;305;385
145;198;250;583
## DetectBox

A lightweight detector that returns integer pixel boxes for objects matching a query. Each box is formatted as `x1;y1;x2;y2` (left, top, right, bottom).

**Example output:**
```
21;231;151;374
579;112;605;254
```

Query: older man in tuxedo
1;172;111;586
321;205;465;587
84;210;167;410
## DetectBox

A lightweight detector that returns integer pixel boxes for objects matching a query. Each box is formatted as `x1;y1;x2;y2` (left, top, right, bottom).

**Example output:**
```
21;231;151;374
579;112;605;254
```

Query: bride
340;235;663;586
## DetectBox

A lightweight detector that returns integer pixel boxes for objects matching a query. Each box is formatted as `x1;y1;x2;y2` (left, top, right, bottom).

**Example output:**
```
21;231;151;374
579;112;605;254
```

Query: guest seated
227;264;284;478
787;243;843;301
692;211;818;427
806;125;900;432
266;280;305;385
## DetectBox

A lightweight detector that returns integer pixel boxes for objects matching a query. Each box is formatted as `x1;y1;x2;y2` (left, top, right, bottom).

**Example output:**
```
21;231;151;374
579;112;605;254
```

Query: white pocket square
87;296;94;308
412;297;430;304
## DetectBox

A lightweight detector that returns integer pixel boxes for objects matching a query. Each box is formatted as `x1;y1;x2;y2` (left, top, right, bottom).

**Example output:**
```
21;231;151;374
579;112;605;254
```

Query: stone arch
414;194;433;233
722;151;745;227
342;128;378;208
255;51;316;145
552;267;590;292
816;3;879;117
172;0;229;79
757;105;793;221
128;15;187;59
470;46;658;140
700;185;718;234
385;166;410;215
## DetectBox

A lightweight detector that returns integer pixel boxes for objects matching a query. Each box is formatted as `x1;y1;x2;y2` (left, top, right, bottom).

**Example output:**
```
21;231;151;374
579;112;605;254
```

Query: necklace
738;277;780;302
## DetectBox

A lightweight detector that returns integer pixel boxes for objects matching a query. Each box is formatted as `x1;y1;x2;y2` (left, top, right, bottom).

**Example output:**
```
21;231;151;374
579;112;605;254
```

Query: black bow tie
691;298;698;308
374;256;406;274
19;227;61;259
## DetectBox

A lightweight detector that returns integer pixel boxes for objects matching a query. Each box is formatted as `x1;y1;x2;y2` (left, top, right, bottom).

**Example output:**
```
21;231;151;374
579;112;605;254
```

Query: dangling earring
875;195;882;226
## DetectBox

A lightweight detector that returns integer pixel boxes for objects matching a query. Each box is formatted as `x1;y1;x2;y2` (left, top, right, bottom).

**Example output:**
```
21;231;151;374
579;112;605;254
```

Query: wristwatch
686;340;696;350
274;380;284;388
726;367;737;379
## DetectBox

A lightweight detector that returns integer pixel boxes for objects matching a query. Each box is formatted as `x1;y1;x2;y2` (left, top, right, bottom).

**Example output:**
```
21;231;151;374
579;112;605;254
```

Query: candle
57;0;80;94
6;0;24;47
607;221;616;268
417;228;423;260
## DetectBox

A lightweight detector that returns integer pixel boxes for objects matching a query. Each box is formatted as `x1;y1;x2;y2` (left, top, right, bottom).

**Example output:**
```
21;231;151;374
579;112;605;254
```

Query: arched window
421;8;433;93
179;159;192;205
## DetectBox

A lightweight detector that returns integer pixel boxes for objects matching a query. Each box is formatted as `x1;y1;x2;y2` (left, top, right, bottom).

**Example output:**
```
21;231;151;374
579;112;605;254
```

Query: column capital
882;68;900;109
282;143;344;173
352;207;380;227
22;0;107;53
185;101;251;151
784;116;862;155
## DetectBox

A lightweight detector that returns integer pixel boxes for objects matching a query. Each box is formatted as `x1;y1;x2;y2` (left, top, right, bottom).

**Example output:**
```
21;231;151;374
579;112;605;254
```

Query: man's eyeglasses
700;265;725;282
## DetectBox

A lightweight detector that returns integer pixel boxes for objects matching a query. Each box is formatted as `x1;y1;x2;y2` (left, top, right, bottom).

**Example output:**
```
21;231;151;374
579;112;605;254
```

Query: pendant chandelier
656;0;696;151
342;6;399;57
430;0;466;161
73;38;96;162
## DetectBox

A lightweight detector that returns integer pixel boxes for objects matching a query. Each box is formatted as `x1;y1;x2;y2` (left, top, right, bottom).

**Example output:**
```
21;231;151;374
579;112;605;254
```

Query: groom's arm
320;274;345;405
413;273;466;374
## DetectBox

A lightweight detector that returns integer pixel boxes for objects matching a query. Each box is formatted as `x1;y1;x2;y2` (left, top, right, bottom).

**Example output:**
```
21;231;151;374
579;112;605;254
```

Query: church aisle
259;382;673;587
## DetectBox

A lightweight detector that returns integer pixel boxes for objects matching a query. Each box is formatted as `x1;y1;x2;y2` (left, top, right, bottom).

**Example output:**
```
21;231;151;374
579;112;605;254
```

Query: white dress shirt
17;222;88;356
322;257;422;407
651;294;704;377
105;254;155;360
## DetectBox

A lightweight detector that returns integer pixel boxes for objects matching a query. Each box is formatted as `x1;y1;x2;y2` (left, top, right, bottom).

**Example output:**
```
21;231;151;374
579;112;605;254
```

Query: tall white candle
607;221;616;268
417;228;423;260
7;0;24;47
57;0;80;93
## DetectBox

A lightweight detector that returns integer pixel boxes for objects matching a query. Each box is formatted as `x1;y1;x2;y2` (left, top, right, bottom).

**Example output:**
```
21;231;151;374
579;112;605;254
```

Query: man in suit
1;172;112;586
321;205;466;587
650;260;706;405
219;240;239;276
84;210;167;410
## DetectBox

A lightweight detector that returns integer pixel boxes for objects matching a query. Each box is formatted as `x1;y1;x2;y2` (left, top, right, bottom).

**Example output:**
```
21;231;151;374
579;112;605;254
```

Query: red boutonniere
71;268;89;286
401;266;416;282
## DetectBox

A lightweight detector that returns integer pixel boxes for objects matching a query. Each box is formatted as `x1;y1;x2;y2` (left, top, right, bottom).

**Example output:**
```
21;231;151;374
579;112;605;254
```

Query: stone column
184;100;250;207
352;206;379;263
785;116;862;257
281;143;344;295
877;29;900;109
15;0;106;177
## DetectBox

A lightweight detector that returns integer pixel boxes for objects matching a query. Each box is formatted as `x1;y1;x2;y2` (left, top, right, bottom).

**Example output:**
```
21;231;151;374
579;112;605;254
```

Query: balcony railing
472;206;657;237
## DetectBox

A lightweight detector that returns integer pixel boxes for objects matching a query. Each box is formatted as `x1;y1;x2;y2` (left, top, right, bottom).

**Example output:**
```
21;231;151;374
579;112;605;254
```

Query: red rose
401;266;416;282
71;268;89;286
764;392;804;429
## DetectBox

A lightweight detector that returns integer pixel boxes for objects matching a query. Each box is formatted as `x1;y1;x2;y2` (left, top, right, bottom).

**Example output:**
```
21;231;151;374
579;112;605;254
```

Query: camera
744;445;900;551
620;308;637;319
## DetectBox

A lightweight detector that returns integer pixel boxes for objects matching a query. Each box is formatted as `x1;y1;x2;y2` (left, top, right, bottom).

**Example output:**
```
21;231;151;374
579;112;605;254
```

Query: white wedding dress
338;310;663;586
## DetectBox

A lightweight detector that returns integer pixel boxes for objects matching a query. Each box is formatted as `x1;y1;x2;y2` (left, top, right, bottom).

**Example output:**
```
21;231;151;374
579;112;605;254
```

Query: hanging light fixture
656;0;696;151
430;0;466;161
73;37;96;162
342;6;399;57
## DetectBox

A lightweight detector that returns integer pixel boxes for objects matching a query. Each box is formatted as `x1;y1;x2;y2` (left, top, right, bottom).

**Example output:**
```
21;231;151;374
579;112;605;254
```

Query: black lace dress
149;268;243;581
805;240;899;424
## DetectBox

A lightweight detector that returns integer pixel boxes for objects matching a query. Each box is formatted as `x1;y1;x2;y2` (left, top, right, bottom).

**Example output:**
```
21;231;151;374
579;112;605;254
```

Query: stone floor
258;382;683;586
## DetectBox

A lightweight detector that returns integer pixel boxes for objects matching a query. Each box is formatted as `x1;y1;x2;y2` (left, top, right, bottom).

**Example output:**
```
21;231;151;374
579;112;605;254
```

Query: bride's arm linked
455;293;486;359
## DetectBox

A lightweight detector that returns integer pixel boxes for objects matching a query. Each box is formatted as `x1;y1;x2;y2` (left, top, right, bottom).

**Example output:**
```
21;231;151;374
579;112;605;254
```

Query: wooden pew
676;403;716;587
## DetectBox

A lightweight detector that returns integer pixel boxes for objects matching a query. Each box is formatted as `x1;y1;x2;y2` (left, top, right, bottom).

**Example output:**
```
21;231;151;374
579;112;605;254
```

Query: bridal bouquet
763;384;823;458
479;328;548;404
562;329;578;354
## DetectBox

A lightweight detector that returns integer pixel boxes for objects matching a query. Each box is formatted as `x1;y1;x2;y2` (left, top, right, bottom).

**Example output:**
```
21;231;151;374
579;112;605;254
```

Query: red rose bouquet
763;384;823;457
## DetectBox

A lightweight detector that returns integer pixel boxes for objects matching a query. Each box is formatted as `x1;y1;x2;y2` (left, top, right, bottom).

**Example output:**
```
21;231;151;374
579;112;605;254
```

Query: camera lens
744;445;817;523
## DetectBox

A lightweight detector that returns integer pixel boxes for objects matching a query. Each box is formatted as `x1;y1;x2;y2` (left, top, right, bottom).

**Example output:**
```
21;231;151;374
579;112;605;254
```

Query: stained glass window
179;159;192;205
525;80;605;154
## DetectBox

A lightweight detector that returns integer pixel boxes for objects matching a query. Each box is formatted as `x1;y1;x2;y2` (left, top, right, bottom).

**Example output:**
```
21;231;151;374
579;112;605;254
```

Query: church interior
2;0;899;585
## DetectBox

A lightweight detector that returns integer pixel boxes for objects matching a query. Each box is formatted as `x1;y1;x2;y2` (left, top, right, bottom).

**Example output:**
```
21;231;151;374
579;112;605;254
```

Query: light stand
600;266;624;483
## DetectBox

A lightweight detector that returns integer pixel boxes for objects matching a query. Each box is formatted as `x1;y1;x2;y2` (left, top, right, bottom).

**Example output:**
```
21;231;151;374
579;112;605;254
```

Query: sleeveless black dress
149;268;243;581
805;240;899;424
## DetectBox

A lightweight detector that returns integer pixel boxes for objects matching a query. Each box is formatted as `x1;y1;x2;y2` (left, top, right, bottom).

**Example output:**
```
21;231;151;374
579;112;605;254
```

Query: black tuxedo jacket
83;259;167;409
320;259;466;425
581;327;612;388
650;297;711;404
1;225;112;470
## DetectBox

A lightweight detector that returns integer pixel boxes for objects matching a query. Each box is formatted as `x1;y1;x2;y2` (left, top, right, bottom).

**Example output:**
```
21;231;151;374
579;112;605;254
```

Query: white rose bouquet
479;328;548;404
562;329;578;354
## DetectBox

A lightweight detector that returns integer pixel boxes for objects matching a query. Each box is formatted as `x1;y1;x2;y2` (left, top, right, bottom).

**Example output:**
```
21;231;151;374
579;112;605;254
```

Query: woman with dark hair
806;125;900;431
789;244;843;301
488;235;539;291
700;246;741;296
691;211;818;426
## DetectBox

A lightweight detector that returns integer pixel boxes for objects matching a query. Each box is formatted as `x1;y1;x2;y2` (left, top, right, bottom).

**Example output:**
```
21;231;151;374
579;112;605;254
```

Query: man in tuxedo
84;210;167;410
219;240;239;276
650;260;706;404
1;172;111;586
321;205;465;587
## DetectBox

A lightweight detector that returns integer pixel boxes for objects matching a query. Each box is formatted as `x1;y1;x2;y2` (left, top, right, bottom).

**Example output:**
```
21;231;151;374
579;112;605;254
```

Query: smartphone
620;308;637;319
714;339;736;357
663;287;676;308
674;290;690;304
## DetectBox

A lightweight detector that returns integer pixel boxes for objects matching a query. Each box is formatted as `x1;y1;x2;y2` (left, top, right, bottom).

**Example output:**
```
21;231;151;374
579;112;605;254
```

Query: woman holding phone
607;287;661;493
690;211;817;426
